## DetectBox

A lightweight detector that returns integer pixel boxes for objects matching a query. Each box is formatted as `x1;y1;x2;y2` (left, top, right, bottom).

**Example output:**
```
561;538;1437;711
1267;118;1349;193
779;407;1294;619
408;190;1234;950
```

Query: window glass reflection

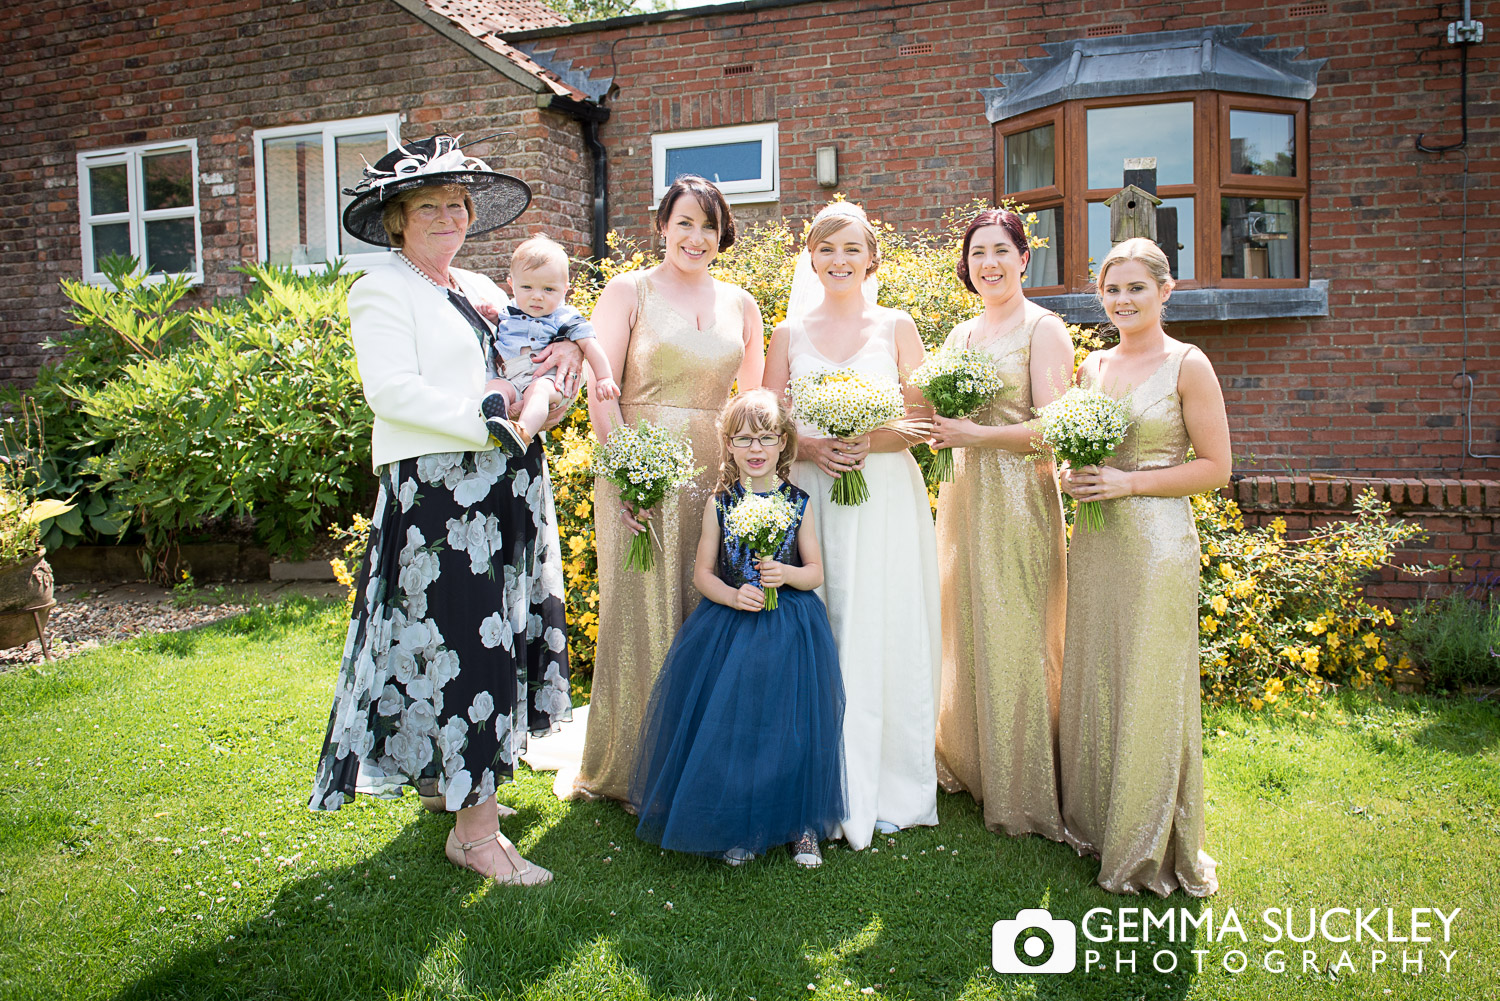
1229;111;1295;177
142;151;194;211
89;164;129;215
665;141;762;186
1006;125;1055;192
336;133;389;256
1221;198;1298;279
1086;103;1194;189
1086;198;1194;281
145;218;197;274
263;135;326;265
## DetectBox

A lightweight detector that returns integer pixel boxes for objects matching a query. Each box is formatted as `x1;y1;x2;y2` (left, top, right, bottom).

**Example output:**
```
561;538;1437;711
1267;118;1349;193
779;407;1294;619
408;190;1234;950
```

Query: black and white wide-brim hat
340;134;532;248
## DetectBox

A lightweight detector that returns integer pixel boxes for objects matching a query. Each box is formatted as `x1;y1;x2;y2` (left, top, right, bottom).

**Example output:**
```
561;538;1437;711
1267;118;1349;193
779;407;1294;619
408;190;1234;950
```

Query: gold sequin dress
576;274;746;802
933;311;1067;840
1058;339;1219;897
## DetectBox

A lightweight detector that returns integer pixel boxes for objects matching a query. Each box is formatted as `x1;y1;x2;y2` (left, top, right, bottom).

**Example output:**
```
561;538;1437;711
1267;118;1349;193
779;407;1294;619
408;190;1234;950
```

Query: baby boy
478;235;618;455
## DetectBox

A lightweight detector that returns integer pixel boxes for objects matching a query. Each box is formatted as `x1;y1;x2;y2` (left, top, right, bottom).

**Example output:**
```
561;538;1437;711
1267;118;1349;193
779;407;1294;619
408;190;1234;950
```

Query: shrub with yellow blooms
1194;489;1435;710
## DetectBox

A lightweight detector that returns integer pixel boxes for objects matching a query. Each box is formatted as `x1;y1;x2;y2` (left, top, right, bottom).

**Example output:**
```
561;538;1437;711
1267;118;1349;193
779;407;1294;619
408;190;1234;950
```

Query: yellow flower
1304;620;1327;636
1303;648;1320;673
1281;645;1302;665
1218;563;1237;580
1373;654;1389;671
1270;516;1287;536
568;536;586;555
1211;595;1228;615
1264;677;1285;702
1238;631;1254;649
1201;615;1219;634
1250;697;1264;711
1383;608;1395;626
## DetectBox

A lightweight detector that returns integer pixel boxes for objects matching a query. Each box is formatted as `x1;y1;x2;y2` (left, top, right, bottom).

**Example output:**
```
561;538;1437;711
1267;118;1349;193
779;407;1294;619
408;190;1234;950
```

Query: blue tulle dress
631;481;847;857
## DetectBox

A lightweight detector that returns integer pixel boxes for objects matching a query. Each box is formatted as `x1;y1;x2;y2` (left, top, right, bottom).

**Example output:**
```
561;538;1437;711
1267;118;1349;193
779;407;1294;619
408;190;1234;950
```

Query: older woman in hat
308;135;574;887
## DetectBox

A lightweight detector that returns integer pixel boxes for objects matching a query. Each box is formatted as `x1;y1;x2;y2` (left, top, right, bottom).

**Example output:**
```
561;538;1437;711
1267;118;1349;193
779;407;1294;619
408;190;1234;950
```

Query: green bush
1397;589;1500;691
74;263;370;569
1;256;196;549
1194;489;1443;709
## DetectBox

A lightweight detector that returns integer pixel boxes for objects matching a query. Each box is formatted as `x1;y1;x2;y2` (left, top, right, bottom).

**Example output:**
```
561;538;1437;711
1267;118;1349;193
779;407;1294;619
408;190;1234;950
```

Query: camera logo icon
992;908;1077;974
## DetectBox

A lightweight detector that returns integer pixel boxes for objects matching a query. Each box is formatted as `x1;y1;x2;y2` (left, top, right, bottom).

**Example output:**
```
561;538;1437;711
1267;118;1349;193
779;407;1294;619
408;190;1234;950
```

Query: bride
762;202;941;851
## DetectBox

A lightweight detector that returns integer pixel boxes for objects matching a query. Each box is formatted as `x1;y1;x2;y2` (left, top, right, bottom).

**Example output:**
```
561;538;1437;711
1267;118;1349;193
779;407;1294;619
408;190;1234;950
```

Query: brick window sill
1029;280;1329;324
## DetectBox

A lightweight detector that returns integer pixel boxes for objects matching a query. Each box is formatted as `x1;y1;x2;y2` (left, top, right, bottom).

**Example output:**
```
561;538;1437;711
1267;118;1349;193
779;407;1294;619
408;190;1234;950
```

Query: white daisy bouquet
591;419;698;571
791;368;908;506
1035;387;1132;532
723;490;797;610
910;347;1005;485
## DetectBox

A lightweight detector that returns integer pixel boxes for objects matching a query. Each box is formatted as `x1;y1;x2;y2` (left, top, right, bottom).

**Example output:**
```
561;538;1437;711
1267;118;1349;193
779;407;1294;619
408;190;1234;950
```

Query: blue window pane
665;141;762;186
1229;110;1296;177
1086;103;1194;189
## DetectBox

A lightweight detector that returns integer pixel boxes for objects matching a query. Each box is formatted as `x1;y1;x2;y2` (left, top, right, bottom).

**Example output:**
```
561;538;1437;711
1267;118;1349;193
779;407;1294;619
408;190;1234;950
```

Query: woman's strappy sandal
791;832;823;869
446;829;553;887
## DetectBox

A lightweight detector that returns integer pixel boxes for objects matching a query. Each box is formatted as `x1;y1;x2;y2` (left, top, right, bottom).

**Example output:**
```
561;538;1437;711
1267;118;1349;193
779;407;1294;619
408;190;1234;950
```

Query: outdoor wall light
816;146;838;187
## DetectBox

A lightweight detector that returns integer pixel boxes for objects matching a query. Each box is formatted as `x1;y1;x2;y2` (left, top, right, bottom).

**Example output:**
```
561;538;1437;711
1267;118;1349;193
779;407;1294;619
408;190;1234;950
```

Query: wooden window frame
996;92;1310;295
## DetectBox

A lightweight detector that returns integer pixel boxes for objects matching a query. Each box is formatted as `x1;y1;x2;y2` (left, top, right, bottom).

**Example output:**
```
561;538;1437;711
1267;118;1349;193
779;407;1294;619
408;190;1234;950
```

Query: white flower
398;480;417;512
479;612;509;650
428;649;462;691
399;525;426;565
453;472;494;507
468;691;495;725
511;467;532;500
416;452;463;487
385;727;433;775
376;684;404;717
444;769;473;811
403;699;438;737
791;368;905;438
438;716;469;760
473;769;496;805
388;647;419;685
404;676;434;702
544;626;567;654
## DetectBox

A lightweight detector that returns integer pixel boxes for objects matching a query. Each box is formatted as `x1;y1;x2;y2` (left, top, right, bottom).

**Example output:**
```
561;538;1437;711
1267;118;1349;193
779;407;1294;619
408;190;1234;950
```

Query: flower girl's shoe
792;832;823;869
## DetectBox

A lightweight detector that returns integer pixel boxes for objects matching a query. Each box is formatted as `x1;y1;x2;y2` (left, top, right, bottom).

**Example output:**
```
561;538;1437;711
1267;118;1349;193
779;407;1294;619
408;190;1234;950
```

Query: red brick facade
1;0;1494;590
0;0;593;385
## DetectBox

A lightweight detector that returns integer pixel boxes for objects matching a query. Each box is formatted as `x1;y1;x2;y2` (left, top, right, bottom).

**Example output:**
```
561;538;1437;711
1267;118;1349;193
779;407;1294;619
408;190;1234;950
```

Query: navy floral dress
630;482;846;856
309;442;572;812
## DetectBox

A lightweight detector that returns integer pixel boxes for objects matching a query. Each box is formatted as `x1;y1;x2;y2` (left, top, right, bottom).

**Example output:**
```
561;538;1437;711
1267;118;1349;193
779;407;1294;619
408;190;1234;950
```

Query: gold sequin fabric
1058;339;1219;897
578;275;746;802
934;312;1067;840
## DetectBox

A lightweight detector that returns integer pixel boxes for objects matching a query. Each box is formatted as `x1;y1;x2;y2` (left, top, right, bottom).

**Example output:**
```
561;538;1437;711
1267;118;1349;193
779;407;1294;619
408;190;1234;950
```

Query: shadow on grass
110;787;1205;1001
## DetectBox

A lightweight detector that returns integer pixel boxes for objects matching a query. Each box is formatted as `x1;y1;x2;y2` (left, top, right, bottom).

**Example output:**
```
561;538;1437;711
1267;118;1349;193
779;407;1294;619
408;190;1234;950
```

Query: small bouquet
723;490;797;610
591;420;698;571
1034;387;1132;532
791;368;909;506
910;347;1005;485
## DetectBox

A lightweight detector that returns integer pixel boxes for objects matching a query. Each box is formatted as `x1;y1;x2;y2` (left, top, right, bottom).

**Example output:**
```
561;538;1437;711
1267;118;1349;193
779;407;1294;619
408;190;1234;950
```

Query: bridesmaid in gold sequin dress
1058;238;1231;897
575;176;766;802
929;210;1074;840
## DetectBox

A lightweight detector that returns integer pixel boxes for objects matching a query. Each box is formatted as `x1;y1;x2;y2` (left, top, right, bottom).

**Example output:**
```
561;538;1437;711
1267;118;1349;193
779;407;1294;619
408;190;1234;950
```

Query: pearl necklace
396;251;457;291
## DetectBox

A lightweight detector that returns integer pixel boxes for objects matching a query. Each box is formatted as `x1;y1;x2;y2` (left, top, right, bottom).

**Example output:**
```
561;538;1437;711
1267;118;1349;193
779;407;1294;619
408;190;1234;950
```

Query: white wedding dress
786;311;941;850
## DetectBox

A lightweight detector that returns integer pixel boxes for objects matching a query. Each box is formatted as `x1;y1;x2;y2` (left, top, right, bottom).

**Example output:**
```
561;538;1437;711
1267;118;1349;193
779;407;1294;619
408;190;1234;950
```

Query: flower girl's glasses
729;434;783;448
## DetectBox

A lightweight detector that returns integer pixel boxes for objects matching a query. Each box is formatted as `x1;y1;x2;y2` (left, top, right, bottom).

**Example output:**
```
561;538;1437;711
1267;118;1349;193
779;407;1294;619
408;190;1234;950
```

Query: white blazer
348;255;508;469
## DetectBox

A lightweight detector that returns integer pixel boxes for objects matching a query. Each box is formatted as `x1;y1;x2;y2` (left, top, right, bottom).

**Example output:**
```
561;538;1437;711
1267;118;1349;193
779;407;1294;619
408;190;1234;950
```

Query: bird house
1104;183;1163;244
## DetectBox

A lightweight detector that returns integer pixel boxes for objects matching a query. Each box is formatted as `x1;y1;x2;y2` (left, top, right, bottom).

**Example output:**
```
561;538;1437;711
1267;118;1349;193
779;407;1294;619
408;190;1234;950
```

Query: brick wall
0;0;594;383
527;0;1497;484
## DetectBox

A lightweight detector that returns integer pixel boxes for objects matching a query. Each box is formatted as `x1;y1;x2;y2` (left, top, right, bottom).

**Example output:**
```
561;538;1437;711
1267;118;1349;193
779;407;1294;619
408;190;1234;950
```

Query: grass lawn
1;599;1496;1001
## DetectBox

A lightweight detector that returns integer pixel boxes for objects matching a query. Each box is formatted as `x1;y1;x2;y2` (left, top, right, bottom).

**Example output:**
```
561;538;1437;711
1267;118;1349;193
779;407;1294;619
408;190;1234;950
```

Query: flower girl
630;390;845;867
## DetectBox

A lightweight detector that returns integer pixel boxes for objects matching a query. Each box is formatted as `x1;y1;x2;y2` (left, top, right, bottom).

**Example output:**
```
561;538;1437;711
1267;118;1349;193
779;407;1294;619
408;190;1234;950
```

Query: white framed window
651;122;779;206
252;114;401;271
77;139;203;285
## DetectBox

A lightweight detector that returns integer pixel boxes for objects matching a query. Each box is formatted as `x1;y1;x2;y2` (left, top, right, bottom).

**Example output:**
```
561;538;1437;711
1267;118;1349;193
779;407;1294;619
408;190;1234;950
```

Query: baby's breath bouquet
1035;387;1132;532
591;420;698;571
910;347;1005;485
723;490;797;610
791;369;909;506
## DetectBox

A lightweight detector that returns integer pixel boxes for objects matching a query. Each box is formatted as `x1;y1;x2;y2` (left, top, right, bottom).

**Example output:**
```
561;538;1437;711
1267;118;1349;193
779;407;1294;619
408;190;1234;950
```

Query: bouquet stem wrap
1035;387;1132;533
591;420;698;572
910;347;1005;487
723;491;797;611
791;368;909;507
